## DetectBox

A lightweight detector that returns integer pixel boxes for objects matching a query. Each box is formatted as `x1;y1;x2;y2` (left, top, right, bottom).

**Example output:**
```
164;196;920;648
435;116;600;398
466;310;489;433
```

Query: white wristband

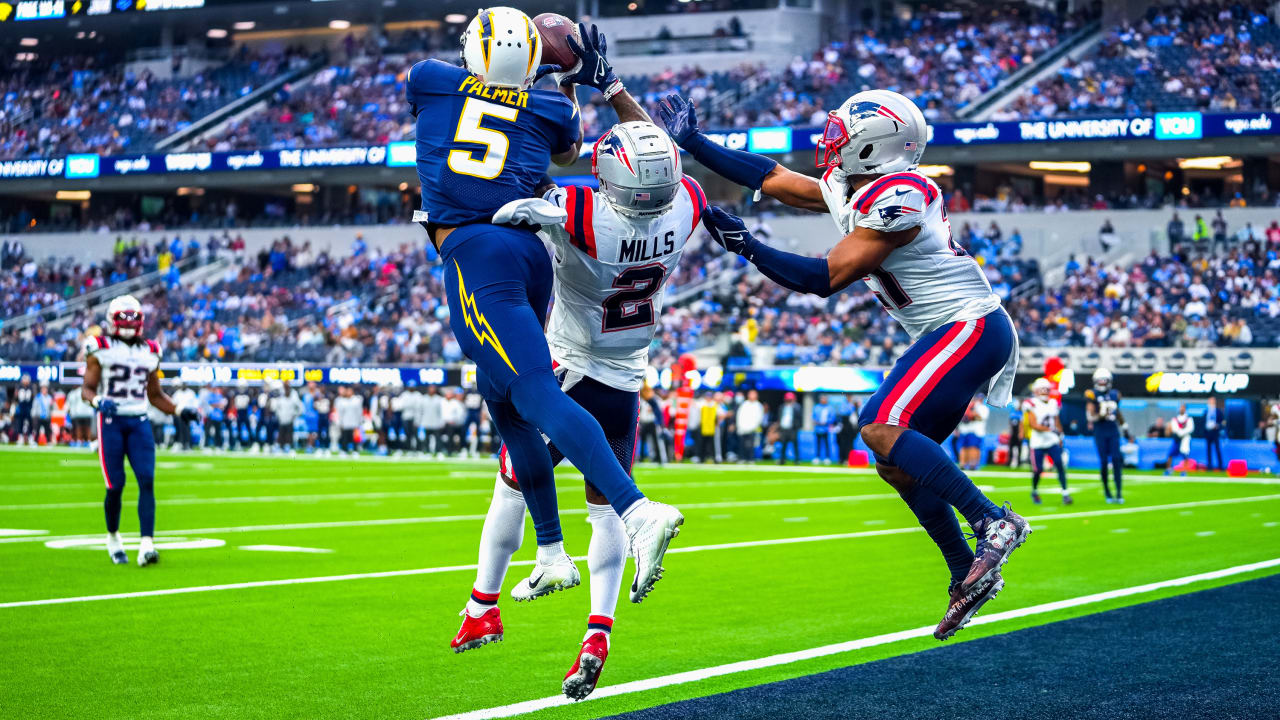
602;79;625;101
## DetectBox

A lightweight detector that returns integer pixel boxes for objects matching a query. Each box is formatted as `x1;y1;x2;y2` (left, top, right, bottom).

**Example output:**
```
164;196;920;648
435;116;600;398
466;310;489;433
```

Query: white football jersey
819;169;1002;341
539;179;705;391
83;335;161;416
1023;397;1062;450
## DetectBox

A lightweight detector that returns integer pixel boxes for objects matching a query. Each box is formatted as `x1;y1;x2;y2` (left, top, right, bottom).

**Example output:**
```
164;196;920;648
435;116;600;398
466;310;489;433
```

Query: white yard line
4;492;1278;547
4;495;1279;608
427;558;1280;720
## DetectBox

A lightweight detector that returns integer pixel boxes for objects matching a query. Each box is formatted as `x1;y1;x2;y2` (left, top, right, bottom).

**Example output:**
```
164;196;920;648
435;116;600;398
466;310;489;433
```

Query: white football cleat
510;551;580;602
624;501;683;603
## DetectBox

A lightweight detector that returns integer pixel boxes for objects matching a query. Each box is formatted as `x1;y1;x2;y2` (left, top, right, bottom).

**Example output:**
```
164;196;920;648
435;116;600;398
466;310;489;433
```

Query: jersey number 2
447;98;518;180
602;264;665;333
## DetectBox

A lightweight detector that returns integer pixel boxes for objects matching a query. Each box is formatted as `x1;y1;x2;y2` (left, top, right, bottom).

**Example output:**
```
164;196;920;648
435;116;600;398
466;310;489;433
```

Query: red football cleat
451;607;503;654
562;632;609;700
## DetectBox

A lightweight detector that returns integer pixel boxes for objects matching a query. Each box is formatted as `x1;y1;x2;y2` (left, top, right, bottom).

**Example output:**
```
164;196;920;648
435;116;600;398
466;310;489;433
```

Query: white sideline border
3;493;1278;608
427;557;1280;720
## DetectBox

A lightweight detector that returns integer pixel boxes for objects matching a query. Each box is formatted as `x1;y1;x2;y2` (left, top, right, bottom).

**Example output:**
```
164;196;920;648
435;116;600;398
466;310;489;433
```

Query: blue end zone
608;574;1280;720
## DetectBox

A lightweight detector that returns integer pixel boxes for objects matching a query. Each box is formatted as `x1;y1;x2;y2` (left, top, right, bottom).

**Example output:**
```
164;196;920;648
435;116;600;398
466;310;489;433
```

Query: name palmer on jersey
539;177;707;391
818;169;1002;341
83;335;161;416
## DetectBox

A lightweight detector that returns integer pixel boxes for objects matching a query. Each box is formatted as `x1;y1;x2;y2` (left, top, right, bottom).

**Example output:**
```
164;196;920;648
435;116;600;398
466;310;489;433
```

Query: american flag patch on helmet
635;192;650;201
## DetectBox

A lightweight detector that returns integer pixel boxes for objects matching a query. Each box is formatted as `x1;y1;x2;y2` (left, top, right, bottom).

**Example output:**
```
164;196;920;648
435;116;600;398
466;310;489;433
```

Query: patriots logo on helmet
596;132;635;175
848;101;906;127
878;205;919;222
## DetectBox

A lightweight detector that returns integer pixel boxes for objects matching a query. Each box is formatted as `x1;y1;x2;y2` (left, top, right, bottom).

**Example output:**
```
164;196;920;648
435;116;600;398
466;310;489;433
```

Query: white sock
619;498;650;525
586;502;626;633
106;532;123;552
468;474;525;616
140;536;155;554
535;541;565;564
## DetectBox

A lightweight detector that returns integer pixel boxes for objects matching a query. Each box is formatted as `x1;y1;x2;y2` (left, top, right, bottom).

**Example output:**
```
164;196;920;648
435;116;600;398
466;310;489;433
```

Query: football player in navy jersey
407;8;683;606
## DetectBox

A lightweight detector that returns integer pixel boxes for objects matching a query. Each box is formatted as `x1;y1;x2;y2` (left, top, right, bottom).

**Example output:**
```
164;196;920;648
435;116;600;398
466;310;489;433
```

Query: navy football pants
441;224;644;544
1095;431;1123;497
97;414;157;536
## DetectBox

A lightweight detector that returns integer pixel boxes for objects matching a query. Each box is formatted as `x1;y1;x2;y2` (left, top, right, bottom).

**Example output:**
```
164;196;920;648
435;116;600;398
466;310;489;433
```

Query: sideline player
1085;368;1125;503
452;121;702;700
409;9;682;605
1025;378;1072;505
81;296;198;566
659;89;1029;640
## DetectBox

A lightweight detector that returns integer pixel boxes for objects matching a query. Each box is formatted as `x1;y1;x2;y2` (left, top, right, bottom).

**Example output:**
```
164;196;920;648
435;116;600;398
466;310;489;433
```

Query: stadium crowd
0;227;732;366
3;209;1279;365
0;48;313;161
996;0;1279;119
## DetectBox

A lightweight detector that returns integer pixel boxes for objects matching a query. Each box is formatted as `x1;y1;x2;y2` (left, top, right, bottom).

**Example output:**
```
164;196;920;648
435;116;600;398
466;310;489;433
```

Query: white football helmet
591;121;682;217
460;7;542;90
817;90;927;176
1092;368;1113;392
106;295;143;340
1032;378;1053;399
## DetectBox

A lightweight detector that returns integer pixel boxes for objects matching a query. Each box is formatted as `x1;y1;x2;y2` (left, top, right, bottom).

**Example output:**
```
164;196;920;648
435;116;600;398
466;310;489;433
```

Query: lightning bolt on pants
442;224;645;545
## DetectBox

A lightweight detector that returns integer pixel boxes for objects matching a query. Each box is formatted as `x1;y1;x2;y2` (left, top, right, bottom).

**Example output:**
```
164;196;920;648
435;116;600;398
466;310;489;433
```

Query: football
532;12;582;74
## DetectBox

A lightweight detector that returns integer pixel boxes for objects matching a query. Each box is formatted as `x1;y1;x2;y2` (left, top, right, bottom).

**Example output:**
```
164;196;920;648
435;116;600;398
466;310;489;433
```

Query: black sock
137;479;155;537
902;483;974;585
105;489;123;534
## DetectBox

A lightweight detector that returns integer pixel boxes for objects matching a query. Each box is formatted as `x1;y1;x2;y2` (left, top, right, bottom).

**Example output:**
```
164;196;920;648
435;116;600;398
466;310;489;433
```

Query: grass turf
0;447;1276;720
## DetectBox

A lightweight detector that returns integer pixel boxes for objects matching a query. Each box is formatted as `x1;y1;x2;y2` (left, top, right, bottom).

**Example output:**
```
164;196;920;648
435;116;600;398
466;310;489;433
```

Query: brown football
532;12;581;73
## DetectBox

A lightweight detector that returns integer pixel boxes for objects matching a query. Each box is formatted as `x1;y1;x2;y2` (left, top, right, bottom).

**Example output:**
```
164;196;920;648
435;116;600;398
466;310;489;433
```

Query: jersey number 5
447;98;518;180
602;264;666;333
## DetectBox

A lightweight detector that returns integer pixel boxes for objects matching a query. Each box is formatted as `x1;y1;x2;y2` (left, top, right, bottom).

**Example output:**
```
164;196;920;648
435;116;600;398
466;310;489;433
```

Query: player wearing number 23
81;295;199;567
407;7;684;623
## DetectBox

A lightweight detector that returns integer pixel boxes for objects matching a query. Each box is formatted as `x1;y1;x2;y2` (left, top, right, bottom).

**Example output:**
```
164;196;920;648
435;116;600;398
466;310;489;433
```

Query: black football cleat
962;504;1031;592
935;572;1003;640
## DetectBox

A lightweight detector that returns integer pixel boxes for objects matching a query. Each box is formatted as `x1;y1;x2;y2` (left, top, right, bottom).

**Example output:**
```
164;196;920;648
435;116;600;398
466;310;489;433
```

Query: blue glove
704;206;833;296
702;206;754;256
97;398;118;418
565;23;621;96
658;94;700;146
534;64;565;82
659;92;777;189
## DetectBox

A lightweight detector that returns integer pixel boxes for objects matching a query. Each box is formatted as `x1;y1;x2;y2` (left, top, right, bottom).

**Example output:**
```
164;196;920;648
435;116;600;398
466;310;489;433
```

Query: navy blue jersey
408;60;579;227
1084;387;1121;434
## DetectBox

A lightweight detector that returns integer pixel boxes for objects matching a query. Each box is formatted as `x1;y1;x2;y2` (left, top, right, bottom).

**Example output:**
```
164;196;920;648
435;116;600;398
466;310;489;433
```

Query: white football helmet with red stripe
591;121;682;218
817;90;927;177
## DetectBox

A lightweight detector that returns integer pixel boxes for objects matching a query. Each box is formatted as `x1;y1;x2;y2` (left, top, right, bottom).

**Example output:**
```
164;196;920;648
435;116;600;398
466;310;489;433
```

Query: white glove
492;198;568;228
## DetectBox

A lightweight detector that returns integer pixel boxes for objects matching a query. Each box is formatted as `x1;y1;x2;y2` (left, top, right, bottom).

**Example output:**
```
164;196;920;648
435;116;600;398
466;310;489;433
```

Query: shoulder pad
680;177;707;237
145;339;160;355
853;172;936;233
561;185;599;259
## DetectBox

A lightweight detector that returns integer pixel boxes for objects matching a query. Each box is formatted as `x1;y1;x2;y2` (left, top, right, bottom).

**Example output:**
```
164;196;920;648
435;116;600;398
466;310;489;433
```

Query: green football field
1;446;1277;720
